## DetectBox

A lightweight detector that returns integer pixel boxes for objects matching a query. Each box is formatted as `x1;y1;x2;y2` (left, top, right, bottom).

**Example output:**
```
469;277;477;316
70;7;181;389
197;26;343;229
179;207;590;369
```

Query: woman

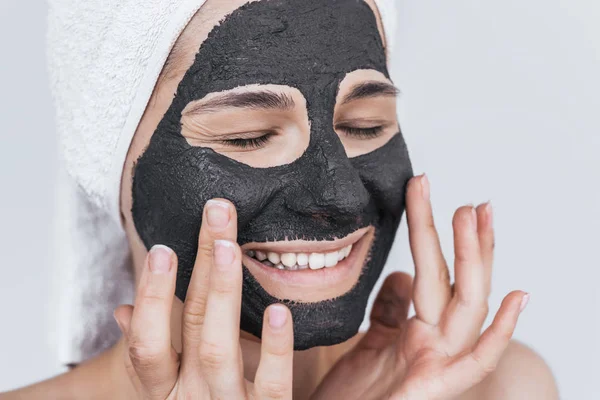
2;0;558;398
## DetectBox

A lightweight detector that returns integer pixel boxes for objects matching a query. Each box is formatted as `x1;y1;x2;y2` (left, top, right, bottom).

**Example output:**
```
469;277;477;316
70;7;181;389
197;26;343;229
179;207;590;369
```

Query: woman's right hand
113;199;294;400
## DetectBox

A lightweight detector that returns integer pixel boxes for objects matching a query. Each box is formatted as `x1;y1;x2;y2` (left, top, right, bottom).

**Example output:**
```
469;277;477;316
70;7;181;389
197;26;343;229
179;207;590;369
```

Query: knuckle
137;290;167;307
212;279;236;296
457;295;488;315
128;338;164;369
198;340;228;370
257;380;289;399
183;297;207;328
437;266;450;284
470;352;497;375
454;252;471;265
137;279;168;301
266;343;292;358
197;240;214;260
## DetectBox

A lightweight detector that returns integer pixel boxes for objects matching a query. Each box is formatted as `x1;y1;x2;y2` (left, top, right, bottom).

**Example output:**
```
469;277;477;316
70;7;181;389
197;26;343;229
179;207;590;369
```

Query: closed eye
336;125;385;139
219;132;276;149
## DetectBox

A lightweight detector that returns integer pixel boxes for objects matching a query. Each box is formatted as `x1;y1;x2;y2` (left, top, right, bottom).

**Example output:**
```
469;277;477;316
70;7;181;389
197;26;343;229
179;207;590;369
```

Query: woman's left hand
311;174;529;400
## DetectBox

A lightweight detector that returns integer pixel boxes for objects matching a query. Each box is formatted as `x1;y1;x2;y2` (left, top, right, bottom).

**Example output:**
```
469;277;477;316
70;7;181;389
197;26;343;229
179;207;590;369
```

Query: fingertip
204;198;238;222
519;292;530;313
384;271;413;294
504;290;528;306
255;305;294;399
453;205;475;226
266;304;290;330
262;304;294;351
214;239;237;269
406;173;428;201
148;244;175;274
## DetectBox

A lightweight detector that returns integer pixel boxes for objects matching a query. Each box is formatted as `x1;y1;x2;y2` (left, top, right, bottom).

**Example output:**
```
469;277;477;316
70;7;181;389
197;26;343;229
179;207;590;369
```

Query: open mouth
241;226;369;271
240;226;374;301
244;243;353;271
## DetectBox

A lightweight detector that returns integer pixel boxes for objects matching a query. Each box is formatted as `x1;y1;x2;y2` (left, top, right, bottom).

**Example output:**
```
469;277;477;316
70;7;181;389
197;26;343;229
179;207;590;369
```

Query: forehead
176;0;388;101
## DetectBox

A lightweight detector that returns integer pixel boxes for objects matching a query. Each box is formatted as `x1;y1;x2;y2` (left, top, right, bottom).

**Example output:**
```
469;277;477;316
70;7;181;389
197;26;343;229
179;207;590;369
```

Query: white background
1;0;598;398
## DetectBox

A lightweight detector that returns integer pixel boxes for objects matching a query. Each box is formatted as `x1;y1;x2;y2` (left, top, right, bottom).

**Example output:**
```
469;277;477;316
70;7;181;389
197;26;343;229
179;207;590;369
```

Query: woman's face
121;0;413;350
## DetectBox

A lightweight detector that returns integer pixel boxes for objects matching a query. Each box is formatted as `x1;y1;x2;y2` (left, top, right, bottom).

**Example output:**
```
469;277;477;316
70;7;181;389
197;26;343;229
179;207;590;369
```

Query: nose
285;142;370;220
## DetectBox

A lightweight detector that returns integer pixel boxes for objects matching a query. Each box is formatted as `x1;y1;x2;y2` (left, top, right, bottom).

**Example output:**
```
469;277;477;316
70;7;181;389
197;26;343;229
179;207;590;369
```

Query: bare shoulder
461;339;560;400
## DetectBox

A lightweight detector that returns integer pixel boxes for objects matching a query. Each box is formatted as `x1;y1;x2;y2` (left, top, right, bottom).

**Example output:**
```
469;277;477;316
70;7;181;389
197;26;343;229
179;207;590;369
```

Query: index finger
406;174;452;326
182;199;238;354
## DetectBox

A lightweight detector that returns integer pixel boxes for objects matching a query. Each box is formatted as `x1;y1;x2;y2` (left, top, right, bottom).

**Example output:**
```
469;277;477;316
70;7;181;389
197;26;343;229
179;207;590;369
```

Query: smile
245;244;353;271
240;227;374;302
242;226;368;270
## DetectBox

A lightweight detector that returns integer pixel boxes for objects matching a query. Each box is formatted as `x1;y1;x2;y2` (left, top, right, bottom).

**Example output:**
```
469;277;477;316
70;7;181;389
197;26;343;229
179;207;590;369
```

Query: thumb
113;305;144;395
359;272;413;350
114;304;134;337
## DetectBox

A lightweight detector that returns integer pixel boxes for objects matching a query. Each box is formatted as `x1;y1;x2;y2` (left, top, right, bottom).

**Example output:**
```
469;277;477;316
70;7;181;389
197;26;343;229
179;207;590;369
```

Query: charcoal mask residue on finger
132;0;413;349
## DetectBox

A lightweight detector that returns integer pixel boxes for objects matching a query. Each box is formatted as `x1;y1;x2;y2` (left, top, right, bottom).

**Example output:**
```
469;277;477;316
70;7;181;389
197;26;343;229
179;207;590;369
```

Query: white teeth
297;253;309;266
344;244;352;257
267;252;280;264
309;253;325;270
280;253;297;268
325;251;338;268
249;243;354;271
255;251;267;261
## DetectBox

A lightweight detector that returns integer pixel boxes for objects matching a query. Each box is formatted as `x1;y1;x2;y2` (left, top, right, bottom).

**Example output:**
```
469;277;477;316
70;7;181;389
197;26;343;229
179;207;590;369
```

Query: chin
238;215;398;351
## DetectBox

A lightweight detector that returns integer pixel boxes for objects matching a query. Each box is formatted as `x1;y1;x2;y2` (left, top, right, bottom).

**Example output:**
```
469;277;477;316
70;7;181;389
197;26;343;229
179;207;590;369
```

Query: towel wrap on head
47;0;400;365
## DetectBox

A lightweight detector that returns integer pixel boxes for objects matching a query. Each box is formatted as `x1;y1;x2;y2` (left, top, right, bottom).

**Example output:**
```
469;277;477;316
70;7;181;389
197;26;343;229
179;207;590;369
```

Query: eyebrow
341;81;399;104
183;90;296;115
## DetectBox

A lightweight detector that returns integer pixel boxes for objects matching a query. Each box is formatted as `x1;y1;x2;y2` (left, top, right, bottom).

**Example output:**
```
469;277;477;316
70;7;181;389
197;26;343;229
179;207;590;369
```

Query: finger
114;305;143;395
127;246;180;398
406;174;451;326
476;201;494;297
441;205;488;352
360;272;413;350
182;199;237;354
254;304;294;400
442;291;528;395
198;239;246;398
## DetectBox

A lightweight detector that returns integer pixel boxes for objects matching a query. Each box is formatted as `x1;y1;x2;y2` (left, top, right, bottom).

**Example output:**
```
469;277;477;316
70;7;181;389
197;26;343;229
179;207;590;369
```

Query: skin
0;0;559;399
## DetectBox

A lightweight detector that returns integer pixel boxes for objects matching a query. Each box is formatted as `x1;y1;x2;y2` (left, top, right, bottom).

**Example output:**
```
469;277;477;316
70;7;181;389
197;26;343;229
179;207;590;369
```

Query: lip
240;226;370;254
241;226;375;302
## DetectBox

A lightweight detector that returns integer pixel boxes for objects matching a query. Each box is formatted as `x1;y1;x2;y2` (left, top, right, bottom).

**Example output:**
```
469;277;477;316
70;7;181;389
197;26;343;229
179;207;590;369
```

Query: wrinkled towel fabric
47;0;400;365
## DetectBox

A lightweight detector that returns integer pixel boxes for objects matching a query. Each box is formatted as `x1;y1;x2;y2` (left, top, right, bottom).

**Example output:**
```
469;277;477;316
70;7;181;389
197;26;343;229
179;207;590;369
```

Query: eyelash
337;125;385;139
219;126;385;149
220;132;275;149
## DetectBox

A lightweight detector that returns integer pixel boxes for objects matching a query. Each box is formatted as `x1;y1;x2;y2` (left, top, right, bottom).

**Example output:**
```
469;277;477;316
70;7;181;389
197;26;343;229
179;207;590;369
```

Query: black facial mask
132;0;413;350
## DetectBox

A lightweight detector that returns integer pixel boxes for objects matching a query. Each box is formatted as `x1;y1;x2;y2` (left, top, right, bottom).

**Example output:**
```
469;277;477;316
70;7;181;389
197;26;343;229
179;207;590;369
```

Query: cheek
132;139;271;246
350;133;413;217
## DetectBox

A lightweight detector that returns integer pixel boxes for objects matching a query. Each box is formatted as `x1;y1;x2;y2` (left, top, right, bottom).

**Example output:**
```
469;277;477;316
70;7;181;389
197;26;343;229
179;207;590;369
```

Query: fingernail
485;201;493;225
149;245;173;274
214;240;235;269
469;205;477;231
268;304;288;329
520;293;530;312
421;173;430;201
206;199;230;231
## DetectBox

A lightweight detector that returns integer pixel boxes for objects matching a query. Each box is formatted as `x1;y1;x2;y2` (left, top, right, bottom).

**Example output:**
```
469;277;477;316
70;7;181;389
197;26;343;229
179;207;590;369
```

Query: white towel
47;0;399;365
